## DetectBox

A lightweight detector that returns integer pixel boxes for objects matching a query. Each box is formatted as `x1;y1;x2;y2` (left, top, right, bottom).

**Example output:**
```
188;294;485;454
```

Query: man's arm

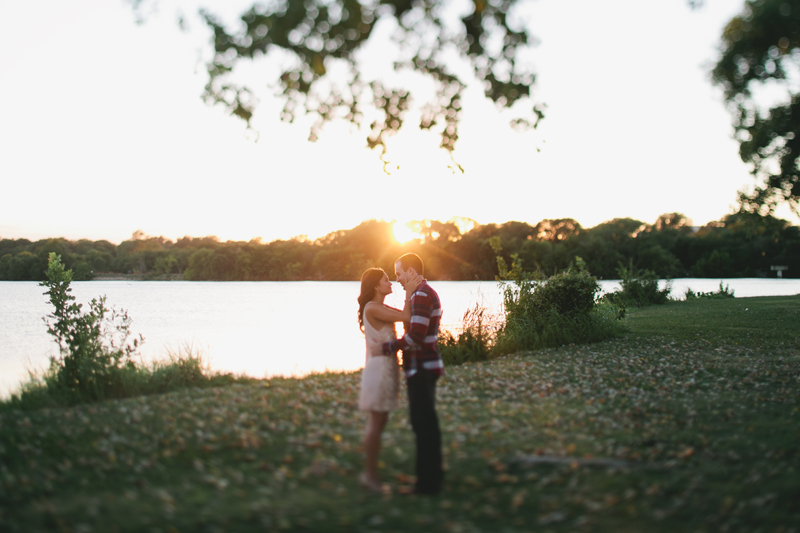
382;288;432;354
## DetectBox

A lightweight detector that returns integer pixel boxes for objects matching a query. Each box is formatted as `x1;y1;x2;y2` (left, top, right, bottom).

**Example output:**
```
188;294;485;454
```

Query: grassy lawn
1;296;799;532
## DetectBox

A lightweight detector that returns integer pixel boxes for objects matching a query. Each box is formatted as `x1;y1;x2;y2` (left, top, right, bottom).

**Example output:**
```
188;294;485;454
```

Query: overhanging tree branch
712;0;800;215
132;0;543;170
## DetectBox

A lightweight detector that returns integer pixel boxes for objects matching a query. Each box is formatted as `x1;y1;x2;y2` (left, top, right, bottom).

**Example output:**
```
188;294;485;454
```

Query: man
382;253;444;495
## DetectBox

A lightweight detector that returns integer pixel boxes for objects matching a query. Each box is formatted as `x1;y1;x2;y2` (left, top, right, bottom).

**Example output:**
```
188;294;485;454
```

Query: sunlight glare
393;221;420;244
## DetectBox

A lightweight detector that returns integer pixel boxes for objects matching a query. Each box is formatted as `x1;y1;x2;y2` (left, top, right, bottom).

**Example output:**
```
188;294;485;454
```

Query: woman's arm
364;275;423;325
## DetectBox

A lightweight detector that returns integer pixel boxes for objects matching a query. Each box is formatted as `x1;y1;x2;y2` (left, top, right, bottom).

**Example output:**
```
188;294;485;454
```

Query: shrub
603;262;671;308
37;252;143;403
494;257;625;354
684;282;735;300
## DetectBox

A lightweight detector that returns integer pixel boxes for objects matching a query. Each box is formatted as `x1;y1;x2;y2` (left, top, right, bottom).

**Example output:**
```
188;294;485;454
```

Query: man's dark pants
407;369;443;494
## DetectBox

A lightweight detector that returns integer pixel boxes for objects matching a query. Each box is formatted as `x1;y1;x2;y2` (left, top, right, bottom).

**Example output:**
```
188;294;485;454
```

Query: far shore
91;273;183;281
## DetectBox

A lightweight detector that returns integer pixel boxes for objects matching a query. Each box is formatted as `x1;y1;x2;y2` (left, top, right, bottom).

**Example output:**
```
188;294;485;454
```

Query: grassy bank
1;296;798;532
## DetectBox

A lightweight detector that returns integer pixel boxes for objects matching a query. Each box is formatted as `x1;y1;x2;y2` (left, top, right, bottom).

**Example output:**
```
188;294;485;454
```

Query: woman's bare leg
363;410;388;487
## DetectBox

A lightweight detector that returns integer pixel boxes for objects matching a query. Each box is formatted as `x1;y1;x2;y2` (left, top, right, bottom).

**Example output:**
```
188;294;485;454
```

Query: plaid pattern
383;281;444;378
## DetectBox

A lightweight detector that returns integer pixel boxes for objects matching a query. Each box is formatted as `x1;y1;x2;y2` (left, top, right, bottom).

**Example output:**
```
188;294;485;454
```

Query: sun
393;221;421;244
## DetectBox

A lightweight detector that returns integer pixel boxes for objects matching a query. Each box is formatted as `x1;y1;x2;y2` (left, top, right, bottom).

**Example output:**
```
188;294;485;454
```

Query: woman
356;267;421;492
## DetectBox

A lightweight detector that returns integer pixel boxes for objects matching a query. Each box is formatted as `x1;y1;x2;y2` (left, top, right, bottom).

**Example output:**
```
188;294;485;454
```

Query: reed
439;302;502;365
683;281;736;300
2;344;238;412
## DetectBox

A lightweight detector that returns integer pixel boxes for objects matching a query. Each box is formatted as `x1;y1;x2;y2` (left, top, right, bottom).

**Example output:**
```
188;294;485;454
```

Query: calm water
1;278;798;398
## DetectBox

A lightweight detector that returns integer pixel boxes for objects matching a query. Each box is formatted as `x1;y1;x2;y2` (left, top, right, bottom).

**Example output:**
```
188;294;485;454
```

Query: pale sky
1;0;795;244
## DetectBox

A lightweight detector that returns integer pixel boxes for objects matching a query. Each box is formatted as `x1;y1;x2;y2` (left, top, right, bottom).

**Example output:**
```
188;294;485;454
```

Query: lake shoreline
3;280;800;400
86;275;795;282
1;296;798;531
92;272;183;281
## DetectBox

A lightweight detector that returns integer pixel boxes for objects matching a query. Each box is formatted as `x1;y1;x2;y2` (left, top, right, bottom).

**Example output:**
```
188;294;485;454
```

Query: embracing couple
356;253;444;495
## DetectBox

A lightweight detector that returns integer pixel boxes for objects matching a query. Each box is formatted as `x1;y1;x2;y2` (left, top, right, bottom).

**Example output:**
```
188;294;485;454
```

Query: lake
2;278;798;398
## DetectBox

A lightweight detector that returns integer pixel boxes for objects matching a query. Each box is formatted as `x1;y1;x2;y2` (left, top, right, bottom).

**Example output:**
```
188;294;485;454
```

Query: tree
573;218;645;279
534;218;583;243
129;0;543;169
408;219;462;242
712;0;800;215
651;212;693;232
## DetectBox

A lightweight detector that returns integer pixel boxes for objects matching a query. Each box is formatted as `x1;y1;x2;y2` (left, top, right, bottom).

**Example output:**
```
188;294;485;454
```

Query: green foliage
527;257;599;316
490;235;535;285
712;0;800;212
154;254;178;275
5;347;238;412
115;344;238;399
438;303;498;366
0;251;46;281
37;253;143;404
441;251;626;361
684;281;736;300
2;212;799;281
574;218;646;279
605;262;672;308
690;249;735;278
636;244;683;278
183;248;218;280
5;254;237;410
132;0;544;165
0;238;107;281
494;257;625;354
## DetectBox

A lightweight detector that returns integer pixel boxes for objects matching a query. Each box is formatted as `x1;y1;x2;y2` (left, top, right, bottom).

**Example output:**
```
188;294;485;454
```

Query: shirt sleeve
382;290;432;354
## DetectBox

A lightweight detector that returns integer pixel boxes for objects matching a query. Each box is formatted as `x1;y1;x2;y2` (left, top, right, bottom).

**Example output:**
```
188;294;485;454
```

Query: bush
603;262;671;308
494;258;625;354
36;252;143;403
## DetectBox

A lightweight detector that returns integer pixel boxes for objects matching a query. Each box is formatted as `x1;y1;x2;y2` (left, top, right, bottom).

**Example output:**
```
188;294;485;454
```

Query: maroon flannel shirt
382;281;444;378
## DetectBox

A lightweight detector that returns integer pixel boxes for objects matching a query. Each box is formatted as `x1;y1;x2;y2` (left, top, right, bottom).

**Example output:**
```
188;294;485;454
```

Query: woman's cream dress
358;304;400;412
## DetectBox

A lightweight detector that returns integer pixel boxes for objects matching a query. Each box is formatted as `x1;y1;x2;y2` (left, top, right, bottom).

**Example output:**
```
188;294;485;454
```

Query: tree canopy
129;0;543;169
124;1;717;170
712;0;800;215
4;212;799;281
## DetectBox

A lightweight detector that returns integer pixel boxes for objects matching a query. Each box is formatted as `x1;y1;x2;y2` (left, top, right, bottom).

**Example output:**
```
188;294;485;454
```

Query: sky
1;0;796;245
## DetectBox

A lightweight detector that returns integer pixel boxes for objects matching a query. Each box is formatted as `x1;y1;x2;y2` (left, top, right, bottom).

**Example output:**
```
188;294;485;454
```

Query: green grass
1;296;799;532
1;347;244;412
627;295;800;346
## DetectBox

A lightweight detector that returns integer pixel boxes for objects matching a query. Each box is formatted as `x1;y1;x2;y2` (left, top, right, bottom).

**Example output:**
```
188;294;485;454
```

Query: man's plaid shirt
382;281;444;378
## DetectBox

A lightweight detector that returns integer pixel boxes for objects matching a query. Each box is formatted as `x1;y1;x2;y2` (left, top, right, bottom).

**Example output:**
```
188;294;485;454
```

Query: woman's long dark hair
358;268;386;332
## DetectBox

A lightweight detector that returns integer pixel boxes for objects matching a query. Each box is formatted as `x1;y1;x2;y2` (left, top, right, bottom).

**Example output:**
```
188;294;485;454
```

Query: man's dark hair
396;253;424;276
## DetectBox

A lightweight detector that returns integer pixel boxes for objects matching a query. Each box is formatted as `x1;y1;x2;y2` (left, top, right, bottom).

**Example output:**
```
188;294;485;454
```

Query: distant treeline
2;212;799;281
